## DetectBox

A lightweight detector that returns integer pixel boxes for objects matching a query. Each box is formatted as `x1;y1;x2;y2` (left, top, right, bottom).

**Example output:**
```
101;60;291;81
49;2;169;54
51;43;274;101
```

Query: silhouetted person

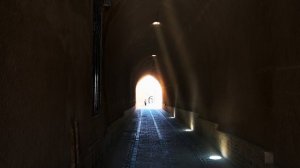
148;96;153;104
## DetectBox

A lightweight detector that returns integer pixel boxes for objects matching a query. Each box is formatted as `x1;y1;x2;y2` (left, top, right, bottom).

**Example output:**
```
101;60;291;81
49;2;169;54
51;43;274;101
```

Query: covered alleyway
1;0;300;167
106;109;234;168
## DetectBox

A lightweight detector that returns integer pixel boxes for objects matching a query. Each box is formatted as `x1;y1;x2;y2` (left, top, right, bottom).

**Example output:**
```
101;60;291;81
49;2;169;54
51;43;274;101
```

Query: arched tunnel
0;0;300;167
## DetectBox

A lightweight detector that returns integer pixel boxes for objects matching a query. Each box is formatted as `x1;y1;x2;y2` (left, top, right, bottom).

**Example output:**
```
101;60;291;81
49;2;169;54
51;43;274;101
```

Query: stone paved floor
106;109;236;168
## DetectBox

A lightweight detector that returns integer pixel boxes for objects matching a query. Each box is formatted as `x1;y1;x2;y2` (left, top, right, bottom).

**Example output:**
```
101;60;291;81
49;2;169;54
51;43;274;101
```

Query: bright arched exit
136;75;163;109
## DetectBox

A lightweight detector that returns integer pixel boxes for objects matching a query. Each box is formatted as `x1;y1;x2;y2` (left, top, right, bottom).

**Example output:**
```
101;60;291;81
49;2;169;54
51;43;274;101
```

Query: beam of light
169;107;176;119
136;75;163;109
209;155;222;160
219;134;229;158
152;21;161;26
153;24;181;107
173;107;176;118
163;0;199;111
184;129;193;132
189;112;195;130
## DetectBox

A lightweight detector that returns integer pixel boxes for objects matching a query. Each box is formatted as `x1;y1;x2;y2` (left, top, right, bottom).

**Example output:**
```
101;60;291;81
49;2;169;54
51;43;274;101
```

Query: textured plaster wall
103;0;300;167
0;0;106;167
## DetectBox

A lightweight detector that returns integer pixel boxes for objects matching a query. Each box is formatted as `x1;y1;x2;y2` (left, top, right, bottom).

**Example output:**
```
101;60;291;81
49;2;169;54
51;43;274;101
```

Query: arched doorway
136;75;163;109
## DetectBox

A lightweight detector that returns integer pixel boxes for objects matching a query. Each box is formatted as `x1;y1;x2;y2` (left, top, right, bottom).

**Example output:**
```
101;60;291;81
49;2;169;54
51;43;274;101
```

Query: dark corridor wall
0;0;107;167
103;0;300;167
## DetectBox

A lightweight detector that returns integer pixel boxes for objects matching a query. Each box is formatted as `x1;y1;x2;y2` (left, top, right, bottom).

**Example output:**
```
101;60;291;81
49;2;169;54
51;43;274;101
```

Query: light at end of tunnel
152;54;157;57
209;155;222;160
152;21;161;26
136;75;163;109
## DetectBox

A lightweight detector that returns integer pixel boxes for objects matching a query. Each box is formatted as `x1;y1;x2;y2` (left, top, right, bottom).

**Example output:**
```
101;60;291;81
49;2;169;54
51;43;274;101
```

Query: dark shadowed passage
105;109;235;168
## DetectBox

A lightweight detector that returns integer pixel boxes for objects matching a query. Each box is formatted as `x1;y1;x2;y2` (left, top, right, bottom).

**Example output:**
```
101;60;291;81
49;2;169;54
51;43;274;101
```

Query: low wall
166;107;275;168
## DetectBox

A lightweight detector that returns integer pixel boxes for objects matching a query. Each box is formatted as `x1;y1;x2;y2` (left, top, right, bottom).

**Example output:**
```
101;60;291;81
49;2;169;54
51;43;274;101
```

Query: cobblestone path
106;109;235;168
